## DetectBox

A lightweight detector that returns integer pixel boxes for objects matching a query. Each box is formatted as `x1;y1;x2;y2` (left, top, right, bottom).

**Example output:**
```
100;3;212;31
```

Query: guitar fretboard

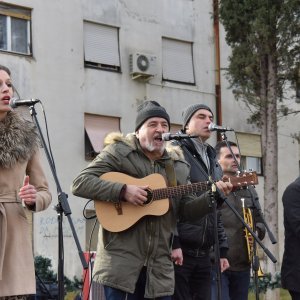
153;181;210;200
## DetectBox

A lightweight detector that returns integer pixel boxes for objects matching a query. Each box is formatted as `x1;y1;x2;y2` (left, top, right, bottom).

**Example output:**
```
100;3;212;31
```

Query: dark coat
173;137;228;257
220;187;264;271
281;176;300;292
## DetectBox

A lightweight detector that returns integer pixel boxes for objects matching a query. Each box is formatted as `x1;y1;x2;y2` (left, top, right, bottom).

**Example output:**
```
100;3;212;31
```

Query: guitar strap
164;160;177;187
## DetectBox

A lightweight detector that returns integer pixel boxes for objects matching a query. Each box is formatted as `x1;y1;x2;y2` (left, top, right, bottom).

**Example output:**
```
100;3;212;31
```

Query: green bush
34;255;83;292
249;272;281;293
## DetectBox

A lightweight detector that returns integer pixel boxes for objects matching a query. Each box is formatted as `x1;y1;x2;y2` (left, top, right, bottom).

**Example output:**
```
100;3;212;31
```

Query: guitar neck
153;181;210;200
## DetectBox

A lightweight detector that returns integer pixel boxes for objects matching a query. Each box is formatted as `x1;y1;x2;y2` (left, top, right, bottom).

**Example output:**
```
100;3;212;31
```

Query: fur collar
104;131;185;161
0;111;39;168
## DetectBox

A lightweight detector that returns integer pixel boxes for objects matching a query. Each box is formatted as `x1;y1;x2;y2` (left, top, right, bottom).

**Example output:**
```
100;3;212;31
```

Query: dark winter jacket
172;137;228;258
281;176;300;292
220;187;265;271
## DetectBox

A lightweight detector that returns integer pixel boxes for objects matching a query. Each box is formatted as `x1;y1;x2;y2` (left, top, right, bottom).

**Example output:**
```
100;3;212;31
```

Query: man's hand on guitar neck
215;178;233;196
211;179;233;207
122;184;150;206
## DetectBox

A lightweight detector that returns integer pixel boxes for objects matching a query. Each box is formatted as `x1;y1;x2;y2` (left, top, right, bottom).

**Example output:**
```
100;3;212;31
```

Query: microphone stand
220;132;277;299
29;104;88;300
251;209;260;300
220;132;278;247
221;196;277;262
248;188;277;245
179;138;223;300
210;181;222;300
247;187;277;300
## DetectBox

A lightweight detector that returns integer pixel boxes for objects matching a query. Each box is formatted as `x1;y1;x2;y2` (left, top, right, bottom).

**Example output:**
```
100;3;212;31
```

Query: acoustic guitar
94;171;258;232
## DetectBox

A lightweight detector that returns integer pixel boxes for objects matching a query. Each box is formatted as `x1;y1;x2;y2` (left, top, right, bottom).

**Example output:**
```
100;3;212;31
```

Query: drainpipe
213;0;222;141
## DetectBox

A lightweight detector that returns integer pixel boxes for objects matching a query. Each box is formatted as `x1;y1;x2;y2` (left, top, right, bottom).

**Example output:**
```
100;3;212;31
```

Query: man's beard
145;141;164;155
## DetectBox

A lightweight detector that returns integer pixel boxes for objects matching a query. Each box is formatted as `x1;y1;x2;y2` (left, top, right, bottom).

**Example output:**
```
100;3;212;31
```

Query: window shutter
84;114;120;153
236;132;262;157
162;38;195;84
84;22;120;67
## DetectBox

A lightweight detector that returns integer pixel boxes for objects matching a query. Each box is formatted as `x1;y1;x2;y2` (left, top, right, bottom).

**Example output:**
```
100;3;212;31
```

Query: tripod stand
29;103;88;300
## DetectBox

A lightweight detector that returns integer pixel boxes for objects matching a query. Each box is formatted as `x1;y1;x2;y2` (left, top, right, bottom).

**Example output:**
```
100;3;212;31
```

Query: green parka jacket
72;132;213;298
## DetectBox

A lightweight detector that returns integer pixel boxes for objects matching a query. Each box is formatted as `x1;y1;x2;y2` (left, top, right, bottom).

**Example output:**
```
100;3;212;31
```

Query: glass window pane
0;15;7;50
246;156;261;174
11;17;28;53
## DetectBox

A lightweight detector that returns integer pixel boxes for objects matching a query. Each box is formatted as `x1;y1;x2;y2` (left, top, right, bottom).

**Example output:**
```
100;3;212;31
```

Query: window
241;156;262;175
170;123;182;133
236;132;263;175
162;37;195;84
0;3;31;55
83;21;121;71
84;114;120;160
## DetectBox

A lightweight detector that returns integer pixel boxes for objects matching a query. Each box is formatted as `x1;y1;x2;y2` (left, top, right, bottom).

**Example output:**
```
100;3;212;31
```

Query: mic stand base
54;203;65;300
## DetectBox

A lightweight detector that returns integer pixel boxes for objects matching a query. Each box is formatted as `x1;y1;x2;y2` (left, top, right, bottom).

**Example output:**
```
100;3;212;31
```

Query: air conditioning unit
129;52;157;80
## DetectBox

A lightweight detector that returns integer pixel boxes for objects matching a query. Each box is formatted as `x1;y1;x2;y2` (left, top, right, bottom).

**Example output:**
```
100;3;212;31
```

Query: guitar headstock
227;171;258;188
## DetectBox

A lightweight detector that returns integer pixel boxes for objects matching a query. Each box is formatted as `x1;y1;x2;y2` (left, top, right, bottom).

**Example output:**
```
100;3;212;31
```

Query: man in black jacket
281;176;300;300
171;104;230;300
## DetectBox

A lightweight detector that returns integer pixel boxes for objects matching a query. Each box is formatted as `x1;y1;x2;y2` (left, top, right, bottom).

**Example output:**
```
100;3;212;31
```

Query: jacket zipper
144;220;154;266
144;161;156;266
201;216;208;247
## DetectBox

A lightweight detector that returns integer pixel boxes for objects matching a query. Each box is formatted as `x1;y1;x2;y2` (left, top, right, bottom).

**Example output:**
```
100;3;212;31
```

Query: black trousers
173;253;211;300
290;290;300;300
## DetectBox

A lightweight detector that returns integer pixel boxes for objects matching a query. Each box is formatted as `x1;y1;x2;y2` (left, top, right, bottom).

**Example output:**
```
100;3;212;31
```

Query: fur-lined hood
104;131;185;161
0;111;39;168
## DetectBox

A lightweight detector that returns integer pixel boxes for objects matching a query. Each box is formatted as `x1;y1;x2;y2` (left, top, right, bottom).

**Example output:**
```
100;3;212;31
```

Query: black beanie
135;101;170;131
182;104;213;130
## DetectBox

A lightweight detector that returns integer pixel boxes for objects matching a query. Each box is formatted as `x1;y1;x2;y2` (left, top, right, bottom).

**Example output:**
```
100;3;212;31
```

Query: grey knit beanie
182;104;213;130
135;101;170;131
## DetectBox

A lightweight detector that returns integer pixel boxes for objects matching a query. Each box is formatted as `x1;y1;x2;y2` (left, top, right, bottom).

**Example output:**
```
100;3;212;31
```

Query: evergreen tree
218;0;299;298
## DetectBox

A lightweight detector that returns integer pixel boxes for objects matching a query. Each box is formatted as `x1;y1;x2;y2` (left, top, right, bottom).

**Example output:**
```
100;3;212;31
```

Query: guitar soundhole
143;188;154;205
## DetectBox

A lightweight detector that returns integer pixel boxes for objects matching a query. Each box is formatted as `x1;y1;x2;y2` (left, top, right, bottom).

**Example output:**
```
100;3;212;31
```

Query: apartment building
1;0;299;278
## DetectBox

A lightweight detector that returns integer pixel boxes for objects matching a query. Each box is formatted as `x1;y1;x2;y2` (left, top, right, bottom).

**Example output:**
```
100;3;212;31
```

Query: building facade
1;0;299;279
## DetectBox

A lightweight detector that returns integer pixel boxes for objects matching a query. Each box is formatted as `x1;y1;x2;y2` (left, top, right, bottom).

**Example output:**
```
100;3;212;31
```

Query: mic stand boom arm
221;193;277;263
29;105;88;300
219;132;277;262
221;132;277;245
248;188;277;244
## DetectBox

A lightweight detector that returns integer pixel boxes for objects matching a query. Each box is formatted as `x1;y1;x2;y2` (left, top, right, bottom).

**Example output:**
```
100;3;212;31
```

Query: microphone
208;123;234;132
162;133;199;141
10;98;40;108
